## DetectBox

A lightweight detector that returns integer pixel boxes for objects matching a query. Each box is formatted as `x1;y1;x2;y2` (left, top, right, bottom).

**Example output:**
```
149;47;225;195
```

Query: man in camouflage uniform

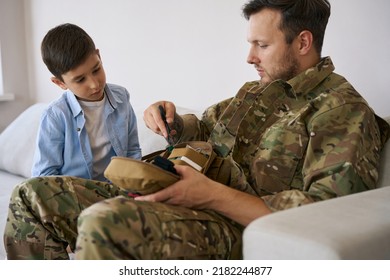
4;0;390;259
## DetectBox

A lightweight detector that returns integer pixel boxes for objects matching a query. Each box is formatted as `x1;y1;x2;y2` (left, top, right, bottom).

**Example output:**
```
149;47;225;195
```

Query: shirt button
77;128;81;131
310;131;316;137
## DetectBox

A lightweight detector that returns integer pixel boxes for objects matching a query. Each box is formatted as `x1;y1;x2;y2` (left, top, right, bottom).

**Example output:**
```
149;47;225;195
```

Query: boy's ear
51;77;68;90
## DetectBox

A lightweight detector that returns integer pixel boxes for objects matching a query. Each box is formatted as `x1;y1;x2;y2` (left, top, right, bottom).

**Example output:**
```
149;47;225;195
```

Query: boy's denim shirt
32;83;142;180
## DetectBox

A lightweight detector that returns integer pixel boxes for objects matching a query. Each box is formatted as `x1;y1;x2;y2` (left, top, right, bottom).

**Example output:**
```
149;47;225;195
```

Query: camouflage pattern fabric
4;176;124;259
3;57;389;259
76;197;242;259
4;176;242;260
180;57;389;210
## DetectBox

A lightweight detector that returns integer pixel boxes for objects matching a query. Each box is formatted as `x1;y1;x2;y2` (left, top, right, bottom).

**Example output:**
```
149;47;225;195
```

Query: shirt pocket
252;121;309;193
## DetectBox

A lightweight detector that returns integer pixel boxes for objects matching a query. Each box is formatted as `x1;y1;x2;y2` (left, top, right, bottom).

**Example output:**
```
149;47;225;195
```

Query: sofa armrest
243;187;390;260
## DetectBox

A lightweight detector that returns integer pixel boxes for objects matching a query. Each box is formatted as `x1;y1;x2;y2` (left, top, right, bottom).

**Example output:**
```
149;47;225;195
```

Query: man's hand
135;165;216;209
143;101;176;139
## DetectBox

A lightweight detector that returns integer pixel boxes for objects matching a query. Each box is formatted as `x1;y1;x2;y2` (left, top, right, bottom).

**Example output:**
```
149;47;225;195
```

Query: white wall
25;0;254;112
0;0;31;132
323;0;390;117
4;0;389;128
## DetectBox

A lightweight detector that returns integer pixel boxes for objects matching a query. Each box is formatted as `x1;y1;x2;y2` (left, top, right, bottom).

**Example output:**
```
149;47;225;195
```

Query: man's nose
247;46;259;65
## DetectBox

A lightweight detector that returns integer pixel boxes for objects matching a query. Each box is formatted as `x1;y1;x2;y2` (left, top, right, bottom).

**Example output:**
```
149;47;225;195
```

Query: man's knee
78;199;115;230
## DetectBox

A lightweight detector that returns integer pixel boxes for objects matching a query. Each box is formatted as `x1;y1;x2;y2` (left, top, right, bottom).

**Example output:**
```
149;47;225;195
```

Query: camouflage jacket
178;57;390;211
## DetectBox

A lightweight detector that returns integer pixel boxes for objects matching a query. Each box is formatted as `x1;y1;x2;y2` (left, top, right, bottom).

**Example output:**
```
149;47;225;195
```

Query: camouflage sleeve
176;114;209;142
201;97;233;131
177;98;233;143
262;103;383;212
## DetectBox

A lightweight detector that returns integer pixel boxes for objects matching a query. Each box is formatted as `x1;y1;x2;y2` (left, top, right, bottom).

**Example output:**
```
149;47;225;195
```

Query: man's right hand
143;101;176;139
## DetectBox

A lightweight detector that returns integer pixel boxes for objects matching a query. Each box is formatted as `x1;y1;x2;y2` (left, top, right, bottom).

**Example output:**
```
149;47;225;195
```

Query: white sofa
0;103;389;260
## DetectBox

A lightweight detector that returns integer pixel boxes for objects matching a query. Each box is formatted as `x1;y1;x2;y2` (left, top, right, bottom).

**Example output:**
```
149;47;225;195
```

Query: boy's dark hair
242;0;331;55
41;23;96;81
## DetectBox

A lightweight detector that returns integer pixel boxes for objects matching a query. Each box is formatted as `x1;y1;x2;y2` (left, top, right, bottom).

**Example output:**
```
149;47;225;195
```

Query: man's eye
258;44;268;49
76;77;85;83
93;67;101;74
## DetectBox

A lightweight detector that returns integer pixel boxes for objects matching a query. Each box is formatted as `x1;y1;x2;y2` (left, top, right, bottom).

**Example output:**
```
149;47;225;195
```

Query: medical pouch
104;141;228;196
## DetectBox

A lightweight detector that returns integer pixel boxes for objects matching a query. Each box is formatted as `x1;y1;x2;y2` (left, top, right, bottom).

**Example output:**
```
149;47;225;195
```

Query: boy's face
51;50;106;102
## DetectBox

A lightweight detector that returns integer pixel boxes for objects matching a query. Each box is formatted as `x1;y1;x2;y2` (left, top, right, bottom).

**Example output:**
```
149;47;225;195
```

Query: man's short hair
242;0;331;55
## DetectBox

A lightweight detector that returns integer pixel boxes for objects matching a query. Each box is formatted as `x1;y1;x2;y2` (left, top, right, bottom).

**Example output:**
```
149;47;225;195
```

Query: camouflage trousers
3;176;243;260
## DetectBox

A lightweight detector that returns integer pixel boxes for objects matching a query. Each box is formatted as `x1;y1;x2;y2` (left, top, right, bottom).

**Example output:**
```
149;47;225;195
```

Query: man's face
246;8;300;85
52;50;106;102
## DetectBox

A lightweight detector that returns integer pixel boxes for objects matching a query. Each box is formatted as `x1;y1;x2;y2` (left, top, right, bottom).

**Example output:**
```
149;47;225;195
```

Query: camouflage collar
286;56;335;97
255;57;335;99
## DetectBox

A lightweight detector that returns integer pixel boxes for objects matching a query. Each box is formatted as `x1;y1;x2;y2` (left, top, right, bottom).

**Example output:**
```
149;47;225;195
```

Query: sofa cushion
0;103;47;178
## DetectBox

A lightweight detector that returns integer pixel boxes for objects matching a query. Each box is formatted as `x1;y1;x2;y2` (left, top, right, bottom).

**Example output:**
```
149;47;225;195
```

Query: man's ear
51;77;68;90
297;30;313;55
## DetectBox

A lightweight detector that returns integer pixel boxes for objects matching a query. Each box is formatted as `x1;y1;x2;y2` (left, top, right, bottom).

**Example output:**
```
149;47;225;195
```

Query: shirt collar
66;84;121;117
287;56;335;97
66;90;83;118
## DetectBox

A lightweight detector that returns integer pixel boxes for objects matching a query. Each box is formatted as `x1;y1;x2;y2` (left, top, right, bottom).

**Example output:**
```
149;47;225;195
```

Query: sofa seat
243;186;390;259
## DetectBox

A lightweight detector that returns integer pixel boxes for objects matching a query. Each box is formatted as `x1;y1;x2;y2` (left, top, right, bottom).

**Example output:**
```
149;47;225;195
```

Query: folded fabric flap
104;156;179;195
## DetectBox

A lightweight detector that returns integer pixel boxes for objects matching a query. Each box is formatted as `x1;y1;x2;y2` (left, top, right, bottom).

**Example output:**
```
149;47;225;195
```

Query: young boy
32;23;141;181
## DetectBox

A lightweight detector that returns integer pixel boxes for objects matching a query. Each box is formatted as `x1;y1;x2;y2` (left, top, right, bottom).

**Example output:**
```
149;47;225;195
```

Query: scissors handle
158;105;172;144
